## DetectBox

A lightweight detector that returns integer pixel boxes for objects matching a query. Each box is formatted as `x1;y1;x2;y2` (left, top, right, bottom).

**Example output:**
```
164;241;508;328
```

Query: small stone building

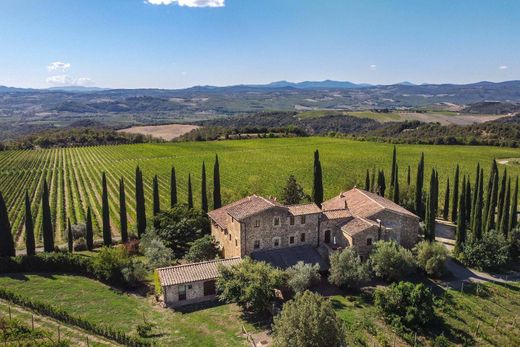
157;257;242;307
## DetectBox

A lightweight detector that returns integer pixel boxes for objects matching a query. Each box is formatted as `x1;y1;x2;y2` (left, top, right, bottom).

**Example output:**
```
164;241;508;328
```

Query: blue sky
0;0;518;89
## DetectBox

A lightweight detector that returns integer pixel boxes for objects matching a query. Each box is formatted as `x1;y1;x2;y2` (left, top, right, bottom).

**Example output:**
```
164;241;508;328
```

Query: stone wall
163;280;217;308
372;210;419;249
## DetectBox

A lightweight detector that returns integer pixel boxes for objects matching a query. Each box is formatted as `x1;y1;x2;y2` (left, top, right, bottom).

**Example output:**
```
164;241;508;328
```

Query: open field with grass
0;274;254;346
1;137;520;245
117;124;200;141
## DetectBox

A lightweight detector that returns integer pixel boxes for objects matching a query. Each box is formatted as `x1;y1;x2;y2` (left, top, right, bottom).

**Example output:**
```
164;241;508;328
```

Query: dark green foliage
185;235;220;263
465;178;471;225
153;175;160;216
370;240;415;282
390;145;397;188
187;174;193;209
281;175;309;205
170;164;177;208
497;168;508;225
365;169;370;191
217;257;285;315
201;162;208;212
424;169;436;242
135;166;146;238
101;172;111;246
41;180;54;253
152;205;210;258
119;178;128;243
472;169;484;241
377;169;386;197
483;160;498;229
0;191;15;257
443;178;450;220
312;150;323;206
451;165;460;222
272;291;345;347
415;153;425;219
459;230;510;271
370;167;376;192
392;165;399;203
415;241;448;278
510;176;518;231
500;178;511;237
455;176;467;255
286;262;321;293
67;218;73;253
24;192;35;256
85;207;94;251
486;163;500;233
470;163;480;227
375;281;435;330
213;155;222;209
328;248;369;289
406;165;411;186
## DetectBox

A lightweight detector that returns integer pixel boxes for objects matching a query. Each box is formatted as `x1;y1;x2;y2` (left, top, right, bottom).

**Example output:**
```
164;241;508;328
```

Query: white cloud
147;0;224;7
499;65;508;70
47;62;71;72
46;75;94;87
370;64;377;71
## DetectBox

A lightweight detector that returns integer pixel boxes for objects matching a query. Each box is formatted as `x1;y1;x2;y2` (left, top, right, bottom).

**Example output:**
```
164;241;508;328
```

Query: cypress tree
472;169;484;241
465;178;472;225
414;153;425;219
406;165;411;186
119;178;128;243
509;176;518;231
41;180;54;253
170;164;178;208
135;166;146;238
377;170;386;197
434;170;439;215
390;145;397;188
370;167;376;192
85;207;94;251
425;169;436;242
24;192;35;256
483;160;498;230
201;162;208;213
365;169;370;191
101;172;111;246
443;178;450;220
153;175;160;216
67;218;73;253
0;191;15;257
392;165;399;203
471;163;480;227
312;150;323;206
451;165;460;222
213;155;222;209
500;178;511;237
455;176;467;255
486;173;499;233
497;168;508;225
188;174;193;209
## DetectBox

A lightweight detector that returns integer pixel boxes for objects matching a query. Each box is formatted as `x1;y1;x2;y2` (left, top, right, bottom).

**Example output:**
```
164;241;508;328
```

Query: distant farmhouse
158;188;419;307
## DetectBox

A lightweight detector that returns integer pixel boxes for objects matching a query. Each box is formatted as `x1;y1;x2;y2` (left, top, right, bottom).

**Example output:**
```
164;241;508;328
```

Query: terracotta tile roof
321;192;349;211
208;196;253;228
226;195;285;220
288;203;321;216
344;188;419;219
157;257;242;287
323;209;352;220
340;217;380;236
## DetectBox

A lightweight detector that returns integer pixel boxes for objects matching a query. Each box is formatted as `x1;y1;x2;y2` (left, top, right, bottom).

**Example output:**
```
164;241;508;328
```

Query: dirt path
118;124;200;141
0;299;119;346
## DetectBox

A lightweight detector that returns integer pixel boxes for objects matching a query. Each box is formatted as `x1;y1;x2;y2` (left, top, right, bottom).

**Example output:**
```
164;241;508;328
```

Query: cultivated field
117;124;200;141
1;137;520;246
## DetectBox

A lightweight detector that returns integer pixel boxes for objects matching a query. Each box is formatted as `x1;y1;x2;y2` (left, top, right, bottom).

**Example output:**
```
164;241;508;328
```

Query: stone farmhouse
158;187;419;307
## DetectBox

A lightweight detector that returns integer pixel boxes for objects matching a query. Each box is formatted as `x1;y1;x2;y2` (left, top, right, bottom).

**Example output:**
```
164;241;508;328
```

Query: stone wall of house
319;220;346;247
350;226;380;258
371;211;419;249
241;208;320;255
163;280;217;308
211;216;243;258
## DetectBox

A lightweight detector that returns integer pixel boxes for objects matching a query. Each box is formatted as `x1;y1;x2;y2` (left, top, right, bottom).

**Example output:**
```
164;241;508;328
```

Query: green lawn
0;274;253;347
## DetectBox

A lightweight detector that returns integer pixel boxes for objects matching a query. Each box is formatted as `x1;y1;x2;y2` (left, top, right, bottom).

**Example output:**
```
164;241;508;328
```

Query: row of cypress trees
0;154;223;256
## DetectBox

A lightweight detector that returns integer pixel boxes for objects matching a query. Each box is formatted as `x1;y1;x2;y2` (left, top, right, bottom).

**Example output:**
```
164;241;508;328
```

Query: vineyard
1;137;520;247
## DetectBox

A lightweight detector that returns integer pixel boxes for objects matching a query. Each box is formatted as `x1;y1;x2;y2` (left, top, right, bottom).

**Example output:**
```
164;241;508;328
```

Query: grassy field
0;274;254;346
1;137;520;245
1;274;519;346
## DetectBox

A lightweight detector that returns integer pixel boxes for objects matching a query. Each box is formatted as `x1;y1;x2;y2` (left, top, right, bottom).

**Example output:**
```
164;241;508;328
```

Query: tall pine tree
497;168;508;225
24;192;35;256
213;155;222;209
392;165;399;203
365;169;370;191
455;176;467;255
472;169;484;242
102;172;111;246
465;178;472;225
406;165;411;186
424;169;436;242
390;145;397;188
0;191;15;257
201;162;208;212
377;170;386;197
153;175;161;216
170;164;178;208
510;176;518;231
41;180;54;253
188;174;193;209
470;163;480;227
485;172;499;233
119;178;128;243
443;178;450;221
85;207;94;251
135;166;146;238
415;153;425;219
451;165;460;222
500;178;511;238
67;218;73;253
483;160;498;230
312;150;324;206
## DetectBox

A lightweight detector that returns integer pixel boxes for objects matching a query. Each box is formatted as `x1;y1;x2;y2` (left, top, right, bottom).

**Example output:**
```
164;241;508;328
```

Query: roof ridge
157;257;241;271
355;188;386;210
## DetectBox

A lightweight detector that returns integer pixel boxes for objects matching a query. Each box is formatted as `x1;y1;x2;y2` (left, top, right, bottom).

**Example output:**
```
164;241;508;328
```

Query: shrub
370;240;415;282
0;253;91;275
459;230;510;271
272;291;345;347
90;247;130;284
217;257;285;315
185;235;220;263
140;229;174;268
121;258;148;286
375;281;434;330
328;248;370;289
509;227;520;261
285;261;320;293
136;322;153;338
415;241;448;277
124;239;140;256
